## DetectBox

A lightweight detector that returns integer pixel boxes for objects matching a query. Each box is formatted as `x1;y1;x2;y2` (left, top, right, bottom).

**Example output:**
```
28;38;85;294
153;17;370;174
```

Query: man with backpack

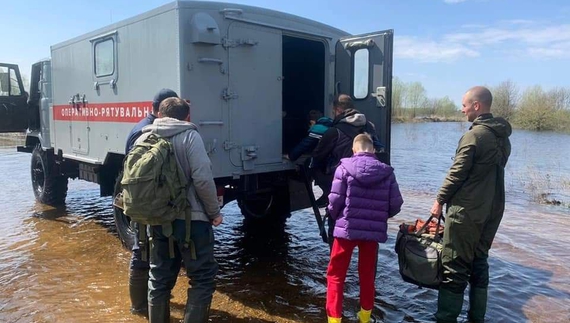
125;97;223;323
124;88;178;317
311;94;382;242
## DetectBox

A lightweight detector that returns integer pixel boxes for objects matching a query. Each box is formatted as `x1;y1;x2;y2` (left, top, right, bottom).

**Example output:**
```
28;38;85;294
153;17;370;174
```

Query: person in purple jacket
325;134;404;323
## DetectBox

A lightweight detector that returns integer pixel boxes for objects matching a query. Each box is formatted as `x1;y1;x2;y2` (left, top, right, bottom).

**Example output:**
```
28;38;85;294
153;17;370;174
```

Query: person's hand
430;200;443;218
211;214;223;227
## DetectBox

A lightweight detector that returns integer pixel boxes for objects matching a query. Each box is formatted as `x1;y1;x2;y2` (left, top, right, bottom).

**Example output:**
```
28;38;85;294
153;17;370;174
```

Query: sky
1;0;568;104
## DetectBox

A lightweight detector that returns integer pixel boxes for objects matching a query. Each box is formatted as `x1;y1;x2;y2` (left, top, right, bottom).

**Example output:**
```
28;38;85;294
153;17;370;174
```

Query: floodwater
0;123;569;323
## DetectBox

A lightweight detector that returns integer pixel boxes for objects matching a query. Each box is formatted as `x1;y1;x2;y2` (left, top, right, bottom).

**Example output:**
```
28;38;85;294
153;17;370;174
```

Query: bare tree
391;77;406;118
548;87;570;111
491;80;518;121
404;81;427;118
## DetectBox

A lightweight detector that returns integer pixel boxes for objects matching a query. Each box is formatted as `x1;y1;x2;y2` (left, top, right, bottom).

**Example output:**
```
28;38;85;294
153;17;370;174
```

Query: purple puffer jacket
327;152;403;242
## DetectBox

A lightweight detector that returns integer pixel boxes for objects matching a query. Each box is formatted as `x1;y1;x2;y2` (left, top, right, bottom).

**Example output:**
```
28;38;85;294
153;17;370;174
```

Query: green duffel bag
395;215;444;290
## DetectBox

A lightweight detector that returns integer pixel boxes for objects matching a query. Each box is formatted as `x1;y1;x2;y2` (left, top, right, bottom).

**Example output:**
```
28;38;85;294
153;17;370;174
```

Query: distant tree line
392;77;570;132
392;77;462;122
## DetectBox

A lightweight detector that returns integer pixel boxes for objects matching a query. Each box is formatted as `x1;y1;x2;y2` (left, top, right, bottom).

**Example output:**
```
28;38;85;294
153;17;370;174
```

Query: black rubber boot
467;287;487;323
149;301;170;323
435;288;464;323
183;303;211;323
129;269;149;317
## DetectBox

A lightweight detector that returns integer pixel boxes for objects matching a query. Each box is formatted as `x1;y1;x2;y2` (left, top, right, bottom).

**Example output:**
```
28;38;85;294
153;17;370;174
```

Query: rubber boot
183;303;211;323
327;317;341;323
435;288;464;323
149;301;170;323
358;308;372;323
467;287;487;323
128;269;149;317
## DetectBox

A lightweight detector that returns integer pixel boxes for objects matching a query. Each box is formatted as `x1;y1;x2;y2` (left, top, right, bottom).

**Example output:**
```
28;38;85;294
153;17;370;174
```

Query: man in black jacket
312;94;380;181
312;94;381;235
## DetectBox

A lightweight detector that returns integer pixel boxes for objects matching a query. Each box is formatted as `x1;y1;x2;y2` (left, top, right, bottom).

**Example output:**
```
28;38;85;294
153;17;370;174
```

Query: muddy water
0;123;569;323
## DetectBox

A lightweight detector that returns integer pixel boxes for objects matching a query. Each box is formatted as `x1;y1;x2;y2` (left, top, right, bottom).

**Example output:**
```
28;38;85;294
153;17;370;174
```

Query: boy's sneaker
315;196;328;208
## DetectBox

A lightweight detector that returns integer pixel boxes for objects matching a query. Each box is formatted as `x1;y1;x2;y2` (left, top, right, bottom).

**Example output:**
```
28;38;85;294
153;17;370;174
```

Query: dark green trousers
436;204;504;323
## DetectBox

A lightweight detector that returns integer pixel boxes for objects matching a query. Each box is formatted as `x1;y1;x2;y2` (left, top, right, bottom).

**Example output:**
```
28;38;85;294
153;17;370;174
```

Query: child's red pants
326;237;378;318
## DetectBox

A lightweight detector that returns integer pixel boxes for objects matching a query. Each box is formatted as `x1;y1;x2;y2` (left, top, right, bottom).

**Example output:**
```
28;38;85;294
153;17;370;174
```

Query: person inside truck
287;109;333;207
124;88;178;317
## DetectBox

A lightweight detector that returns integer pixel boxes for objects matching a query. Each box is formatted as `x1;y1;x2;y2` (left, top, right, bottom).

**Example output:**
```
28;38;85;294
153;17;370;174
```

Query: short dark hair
333;94;355;111
159;97;190;121
308;110;323;121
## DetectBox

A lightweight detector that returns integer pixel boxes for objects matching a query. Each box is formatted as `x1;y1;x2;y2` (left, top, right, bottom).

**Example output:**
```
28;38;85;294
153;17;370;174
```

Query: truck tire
238;186;291;221
31;146;68;206
113;171;135;250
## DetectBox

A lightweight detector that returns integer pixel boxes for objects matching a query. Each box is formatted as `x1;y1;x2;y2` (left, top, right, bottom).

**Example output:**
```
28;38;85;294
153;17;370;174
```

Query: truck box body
2;1;393;247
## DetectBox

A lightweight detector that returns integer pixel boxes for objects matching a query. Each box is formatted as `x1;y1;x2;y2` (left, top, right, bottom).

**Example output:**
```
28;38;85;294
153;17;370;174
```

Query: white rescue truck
0;1;393;248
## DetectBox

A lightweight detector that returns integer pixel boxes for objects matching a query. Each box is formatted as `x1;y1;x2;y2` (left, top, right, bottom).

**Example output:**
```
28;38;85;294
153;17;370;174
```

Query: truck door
0;63;28;132
335;30;393;164
227;22;282;171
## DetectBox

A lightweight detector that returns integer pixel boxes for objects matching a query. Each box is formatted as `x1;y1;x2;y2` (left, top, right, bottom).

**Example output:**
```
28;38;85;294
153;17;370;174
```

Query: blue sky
1;0;568;104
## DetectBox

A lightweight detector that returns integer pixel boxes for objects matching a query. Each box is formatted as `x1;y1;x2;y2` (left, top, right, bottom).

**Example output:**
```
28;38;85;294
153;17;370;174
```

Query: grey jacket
138;117;220;222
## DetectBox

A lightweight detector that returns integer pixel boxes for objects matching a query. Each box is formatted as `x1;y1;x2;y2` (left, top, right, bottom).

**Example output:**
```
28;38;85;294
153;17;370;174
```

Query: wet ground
1;123;569;322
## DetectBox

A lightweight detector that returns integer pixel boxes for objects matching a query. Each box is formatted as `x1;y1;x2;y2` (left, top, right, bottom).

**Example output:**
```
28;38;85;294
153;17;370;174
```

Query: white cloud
395;36;480;62
444;0;468;3
397;21;570;63
527;42;570;59
444;24;570;45
443;23;570;59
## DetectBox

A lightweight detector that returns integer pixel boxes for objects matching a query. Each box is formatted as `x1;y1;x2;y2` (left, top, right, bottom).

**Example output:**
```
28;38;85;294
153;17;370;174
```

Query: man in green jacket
430;86;512;323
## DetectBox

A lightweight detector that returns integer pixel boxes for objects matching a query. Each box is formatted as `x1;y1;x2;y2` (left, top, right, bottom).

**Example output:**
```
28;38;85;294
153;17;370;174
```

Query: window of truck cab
94;38;115;77
0;66;24;97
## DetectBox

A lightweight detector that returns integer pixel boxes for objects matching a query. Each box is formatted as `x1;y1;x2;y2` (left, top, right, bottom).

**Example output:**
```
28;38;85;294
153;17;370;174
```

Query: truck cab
0;63;28;132
1;1;393;249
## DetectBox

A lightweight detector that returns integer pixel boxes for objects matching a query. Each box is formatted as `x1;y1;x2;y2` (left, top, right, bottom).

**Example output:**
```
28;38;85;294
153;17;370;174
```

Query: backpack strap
184;209;197;260
137;223;148;262
160;222;176;259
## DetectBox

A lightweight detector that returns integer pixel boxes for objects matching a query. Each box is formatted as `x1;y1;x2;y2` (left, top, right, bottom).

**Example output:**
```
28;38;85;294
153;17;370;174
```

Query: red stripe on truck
53;102;153;123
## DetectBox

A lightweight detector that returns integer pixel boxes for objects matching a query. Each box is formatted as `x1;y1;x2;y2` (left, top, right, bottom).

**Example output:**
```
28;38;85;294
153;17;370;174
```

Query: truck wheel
113;171;135;250
31;146;68;206
238;186;291;221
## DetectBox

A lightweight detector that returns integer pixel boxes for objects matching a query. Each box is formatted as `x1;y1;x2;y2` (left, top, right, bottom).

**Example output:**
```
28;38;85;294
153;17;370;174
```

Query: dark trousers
436;204;504;323
148;220;218;306
441;205;503;293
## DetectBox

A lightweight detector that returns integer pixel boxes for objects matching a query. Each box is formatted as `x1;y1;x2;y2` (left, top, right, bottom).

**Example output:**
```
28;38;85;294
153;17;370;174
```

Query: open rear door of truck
335;30;393;164
0;63;28;132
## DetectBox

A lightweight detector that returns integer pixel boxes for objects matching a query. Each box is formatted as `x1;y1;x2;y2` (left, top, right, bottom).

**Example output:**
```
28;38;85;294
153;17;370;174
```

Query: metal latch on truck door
372;87;387;108
222;88;238;101
241;146;258;171
222;37;258;48
69;93;88;109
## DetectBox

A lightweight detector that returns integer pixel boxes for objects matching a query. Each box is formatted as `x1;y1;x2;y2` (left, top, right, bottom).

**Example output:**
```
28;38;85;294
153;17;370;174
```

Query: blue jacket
288;117;333;161
125;113;156;153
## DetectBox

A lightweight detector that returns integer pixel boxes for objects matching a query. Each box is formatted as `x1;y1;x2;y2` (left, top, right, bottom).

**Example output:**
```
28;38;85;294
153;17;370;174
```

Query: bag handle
416;214;444;241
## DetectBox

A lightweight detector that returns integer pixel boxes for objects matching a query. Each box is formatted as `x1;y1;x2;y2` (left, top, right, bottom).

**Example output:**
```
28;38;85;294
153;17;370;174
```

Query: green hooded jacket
437;114;512;224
